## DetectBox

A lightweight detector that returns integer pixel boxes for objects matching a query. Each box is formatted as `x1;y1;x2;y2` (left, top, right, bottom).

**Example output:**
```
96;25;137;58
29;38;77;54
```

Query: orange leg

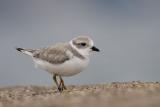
53;74;58;87
59;76;67;90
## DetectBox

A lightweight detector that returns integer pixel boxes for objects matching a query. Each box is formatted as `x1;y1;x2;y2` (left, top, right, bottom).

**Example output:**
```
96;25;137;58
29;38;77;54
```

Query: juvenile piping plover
16;36;100;92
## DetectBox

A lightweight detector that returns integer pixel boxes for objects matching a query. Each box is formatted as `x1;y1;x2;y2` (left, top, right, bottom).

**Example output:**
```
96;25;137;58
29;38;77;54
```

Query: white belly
33;57;89;76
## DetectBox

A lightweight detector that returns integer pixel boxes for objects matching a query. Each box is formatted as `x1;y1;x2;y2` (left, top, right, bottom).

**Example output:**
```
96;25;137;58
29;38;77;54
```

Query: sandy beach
0;81;160;107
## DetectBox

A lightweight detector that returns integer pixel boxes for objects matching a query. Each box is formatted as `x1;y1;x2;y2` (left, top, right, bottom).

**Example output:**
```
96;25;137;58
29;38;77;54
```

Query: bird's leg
59;76;67;90
53;74;63;92
53;74;64;92
58;78;63;92
53;74;58;87
53;74;66;92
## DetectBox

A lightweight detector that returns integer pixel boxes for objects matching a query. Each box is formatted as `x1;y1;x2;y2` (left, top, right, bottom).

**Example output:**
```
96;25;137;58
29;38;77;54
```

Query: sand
0;81;160;107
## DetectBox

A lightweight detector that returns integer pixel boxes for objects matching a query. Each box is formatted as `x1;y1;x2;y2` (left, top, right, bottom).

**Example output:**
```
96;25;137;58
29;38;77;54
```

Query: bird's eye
80;43;86;46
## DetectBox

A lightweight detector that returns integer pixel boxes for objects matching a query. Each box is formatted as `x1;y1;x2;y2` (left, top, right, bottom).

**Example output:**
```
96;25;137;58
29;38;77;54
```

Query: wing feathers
33;43;72;64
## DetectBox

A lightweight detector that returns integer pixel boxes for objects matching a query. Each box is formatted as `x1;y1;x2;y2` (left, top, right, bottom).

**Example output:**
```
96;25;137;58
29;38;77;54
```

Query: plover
16;36;100;92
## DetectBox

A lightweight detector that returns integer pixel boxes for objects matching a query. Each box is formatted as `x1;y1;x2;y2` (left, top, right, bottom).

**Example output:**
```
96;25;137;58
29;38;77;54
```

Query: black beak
91;46;100;52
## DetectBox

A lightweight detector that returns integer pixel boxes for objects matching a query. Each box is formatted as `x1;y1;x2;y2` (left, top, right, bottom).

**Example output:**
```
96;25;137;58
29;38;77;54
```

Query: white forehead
71;36;94;46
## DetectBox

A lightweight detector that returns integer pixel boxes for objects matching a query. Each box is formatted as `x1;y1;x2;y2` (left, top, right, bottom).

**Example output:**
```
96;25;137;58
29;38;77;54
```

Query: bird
16;36;100;92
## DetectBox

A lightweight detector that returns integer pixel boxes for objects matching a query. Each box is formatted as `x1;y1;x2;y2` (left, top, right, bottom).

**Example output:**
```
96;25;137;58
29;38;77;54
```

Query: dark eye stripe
80;43;86;46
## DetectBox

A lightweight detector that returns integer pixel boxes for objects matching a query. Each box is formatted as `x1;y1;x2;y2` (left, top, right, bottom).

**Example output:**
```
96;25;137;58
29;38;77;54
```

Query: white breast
33;57;89;76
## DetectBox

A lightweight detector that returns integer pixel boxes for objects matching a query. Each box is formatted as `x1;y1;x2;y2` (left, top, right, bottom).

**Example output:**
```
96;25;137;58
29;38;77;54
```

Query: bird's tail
16;47;35;56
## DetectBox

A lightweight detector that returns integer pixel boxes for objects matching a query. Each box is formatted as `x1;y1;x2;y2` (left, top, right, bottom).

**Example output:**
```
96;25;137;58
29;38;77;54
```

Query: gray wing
33;43;72;64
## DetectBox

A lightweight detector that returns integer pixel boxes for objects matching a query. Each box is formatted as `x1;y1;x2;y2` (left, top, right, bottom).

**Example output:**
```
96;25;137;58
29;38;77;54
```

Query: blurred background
0;0;160;86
